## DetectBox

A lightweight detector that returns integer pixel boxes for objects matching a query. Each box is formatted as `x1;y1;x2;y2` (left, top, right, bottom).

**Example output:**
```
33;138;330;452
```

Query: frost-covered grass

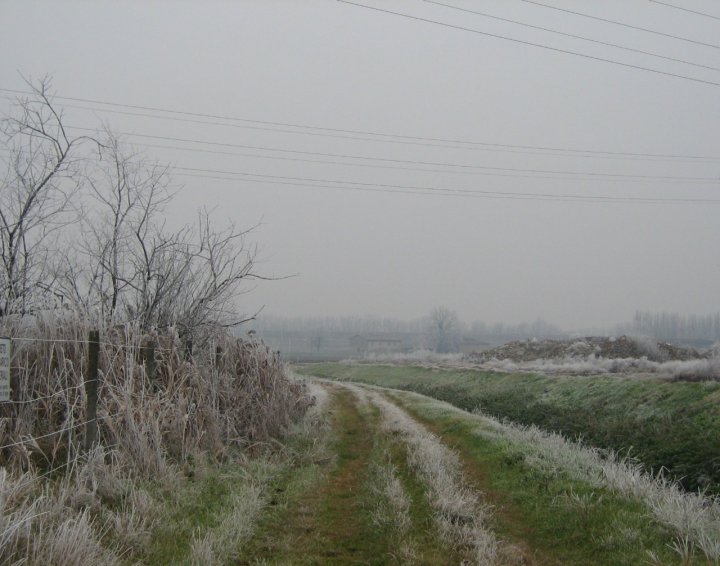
342;383;499;565
349;349;466;366
383;388;717;565
473;412;720;562
479;354;720;379
301;363;720;496
145;379;333;565
0;316;313;564
0;446;143;566
368;453;417;563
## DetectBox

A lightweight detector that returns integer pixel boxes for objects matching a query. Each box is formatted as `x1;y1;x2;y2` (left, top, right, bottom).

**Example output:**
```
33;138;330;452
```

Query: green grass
238;387;397;565
142;459;270;564
300;363;720;495
381;389;682;565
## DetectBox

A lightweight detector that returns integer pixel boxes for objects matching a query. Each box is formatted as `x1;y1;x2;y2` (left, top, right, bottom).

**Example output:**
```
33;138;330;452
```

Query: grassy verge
239;385;398;564
240;381;471;564
299;363;720;495
138;382;332;565
389;388;688;565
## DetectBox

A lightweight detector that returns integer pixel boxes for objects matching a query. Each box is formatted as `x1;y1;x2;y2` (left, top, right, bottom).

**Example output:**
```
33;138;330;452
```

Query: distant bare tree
0;77;91;317
428;306;459;353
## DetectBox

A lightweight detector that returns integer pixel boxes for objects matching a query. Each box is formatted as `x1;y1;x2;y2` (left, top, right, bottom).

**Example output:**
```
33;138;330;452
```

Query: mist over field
3;2;720;563
2;1;719;332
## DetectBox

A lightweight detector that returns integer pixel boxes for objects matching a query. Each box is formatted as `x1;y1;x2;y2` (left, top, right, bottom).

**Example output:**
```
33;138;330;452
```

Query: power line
2;88;719;161
423;0;720;73
176;161;718;183
336;1;720;88
175;167;720;204
134;141;720;170
63;126;720;184
2;140;714;187
519;0;720;49
129;143;720;182
648;0;720;22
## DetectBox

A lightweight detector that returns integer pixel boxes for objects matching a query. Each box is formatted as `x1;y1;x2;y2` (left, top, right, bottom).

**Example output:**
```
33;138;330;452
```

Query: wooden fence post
84;330;100;452
143;341;156;383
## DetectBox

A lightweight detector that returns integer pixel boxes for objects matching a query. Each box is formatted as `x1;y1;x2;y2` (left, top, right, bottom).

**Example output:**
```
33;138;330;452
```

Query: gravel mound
470;336;704;363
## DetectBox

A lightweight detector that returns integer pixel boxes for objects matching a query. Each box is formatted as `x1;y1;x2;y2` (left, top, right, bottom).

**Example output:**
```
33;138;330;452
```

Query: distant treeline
620;311;720;344
251;314;567;344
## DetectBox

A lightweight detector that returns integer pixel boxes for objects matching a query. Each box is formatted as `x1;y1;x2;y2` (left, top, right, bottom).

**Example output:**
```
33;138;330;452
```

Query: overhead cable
175;169;720;204
2;88;719;160
61;126;720;183
335;0;720;87
424;0;720;73
649;0;720;22
520;0;720;49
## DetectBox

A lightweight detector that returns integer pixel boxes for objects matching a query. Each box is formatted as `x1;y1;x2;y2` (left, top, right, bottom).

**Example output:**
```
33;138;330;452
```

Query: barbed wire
5;334;252;355
4;440;123;494
0;415;114;453
7;335;179;353
2;382;89;405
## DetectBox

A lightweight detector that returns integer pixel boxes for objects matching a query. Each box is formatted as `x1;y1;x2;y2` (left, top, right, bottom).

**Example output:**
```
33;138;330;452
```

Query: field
301;362;720;496
4;353;720;564
134;373;718;564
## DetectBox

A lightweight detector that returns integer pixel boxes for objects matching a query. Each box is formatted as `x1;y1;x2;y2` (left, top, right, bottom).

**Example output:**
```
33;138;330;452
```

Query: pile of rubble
470;336;705;364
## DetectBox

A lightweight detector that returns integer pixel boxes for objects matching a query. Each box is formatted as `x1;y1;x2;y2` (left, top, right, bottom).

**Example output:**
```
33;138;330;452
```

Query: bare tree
59;129;173;325
57;130;262;339
2;80;264;337
0;77;91;317
427;306;459;353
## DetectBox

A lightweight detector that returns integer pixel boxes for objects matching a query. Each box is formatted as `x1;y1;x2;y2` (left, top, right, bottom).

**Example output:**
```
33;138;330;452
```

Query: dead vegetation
0;313;311;565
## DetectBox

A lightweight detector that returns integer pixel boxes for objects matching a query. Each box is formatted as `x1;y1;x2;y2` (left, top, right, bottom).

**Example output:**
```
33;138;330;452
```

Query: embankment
300;363;720;495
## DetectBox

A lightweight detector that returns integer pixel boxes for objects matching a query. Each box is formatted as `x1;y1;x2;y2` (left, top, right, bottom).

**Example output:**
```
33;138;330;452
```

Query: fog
2;0;719;331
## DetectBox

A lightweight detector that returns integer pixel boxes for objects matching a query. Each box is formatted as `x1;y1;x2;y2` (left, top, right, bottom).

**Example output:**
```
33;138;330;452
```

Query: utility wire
520;0;720;49
3;88;719;160
175;169;720;204
135;141;720;168
5;128;717;185
2;142;712;186
424;0;720;73
129;143;720;182
175;163;718;183
336;1;720;87
62;127;720;184
648;0;720;22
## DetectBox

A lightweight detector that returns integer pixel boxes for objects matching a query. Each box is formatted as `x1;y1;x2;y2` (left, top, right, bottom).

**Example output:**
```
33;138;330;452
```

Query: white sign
0;338;10;401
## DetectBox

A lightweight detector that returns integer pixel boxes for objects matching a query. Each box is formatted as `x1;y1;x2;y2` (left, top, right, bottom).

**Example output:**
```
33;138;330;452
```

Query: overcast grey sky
2;0;720;330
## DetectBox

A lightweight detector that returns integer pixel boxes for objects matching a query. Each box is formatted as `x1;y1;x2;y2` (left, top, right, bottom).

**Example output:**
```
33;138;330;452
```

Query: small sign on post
0;338;11;401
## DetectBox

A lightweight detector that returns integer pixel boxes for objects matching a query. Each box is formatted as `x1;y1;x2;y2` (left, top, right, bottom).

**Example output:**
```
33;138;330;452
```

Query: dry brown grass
0;313;311;564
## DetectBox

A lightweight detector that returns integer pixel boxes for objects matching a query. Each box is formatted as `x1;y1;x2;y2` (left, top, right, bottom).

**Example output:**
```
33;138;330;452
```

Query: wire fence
0;330;221;464
0;325;298;498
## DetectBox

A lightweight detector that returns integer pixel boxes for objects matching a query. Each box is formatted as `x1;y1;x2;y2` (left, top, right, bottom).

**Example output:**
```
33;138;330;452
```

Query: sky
2;0;720;331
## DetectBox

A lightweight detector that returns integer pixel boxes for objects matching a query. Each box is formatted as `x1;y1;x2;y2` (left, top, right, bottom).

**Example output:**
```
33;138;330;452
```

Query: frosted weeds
370;457;417;564
0;466;123;566
393;389;720;563
189;485;264;565
345;384;498;565
352;349;466;365
478;354;720;379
